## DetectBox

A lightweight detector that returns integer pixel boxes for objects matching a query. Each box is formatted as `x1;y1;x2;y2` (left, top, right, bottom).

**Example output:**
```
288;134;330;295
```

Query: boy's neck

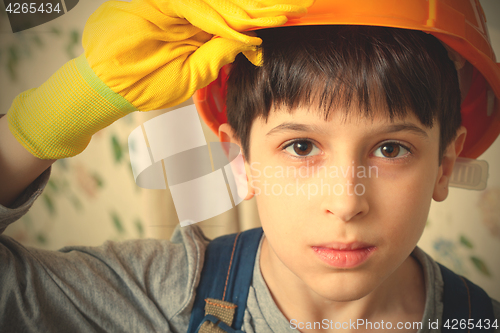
259;236;426;332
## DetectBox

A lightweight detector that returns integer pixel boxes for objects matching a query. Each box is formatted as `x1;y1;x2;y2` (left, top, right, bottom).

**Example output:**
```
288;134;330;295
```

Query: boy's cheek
370;176;433;222
371;159;439;199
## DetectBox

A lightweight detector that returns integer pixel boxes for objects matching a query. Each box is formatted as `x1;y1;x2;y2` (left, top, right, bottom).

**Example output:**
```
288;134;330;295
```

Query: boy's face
231;105;458;302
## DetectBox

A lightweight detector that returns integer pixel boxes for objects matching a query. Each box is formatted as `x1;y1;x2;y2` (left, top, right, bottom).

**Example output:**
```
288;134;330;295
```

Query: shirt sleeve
0;166;210;332
0;167;51;234
0;224;210;333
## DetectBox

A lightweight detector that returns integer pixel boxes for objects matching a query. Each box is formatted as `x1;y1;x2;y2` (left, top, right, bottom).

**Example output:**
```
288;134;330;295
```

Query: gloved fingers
187;37;257;90
139;37;257;110
105;37;206;103
212;31;263;66
82;0;306;113
219;15;290;33
255;0;315;7
83;0;207;69
241;5;308;18
165;0;306;44
230;0;312;18
207;0;309;28
90;0;212;43
242;47;263;67
159;0;261;44
115;37;254;111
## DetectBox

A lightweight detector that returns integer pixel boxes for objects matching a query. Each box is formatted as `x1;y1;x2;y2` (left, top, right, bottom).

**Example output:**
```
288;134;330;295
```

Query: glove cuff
7;54;137;160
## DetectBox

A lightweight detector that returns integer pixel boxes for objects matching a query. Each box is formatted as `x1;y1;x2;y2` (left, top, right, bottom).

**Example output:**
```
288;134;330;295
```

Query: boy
0;0;499;332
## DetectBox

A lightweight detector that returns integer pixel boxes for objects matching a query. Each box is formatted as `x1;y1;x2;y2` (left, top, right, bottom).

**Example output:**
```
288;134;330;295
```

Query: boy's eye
373;142;411;159
283;140;321;157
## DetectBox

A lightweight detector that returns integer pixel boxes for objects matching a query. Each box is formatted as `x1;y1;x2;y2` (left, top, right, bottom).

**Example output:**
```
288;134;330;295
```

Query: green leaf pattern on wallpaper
471;256;491;277
478;187;500;238
0;4;80;81
427;186;500;279
111;134;124;163
432;232;494;278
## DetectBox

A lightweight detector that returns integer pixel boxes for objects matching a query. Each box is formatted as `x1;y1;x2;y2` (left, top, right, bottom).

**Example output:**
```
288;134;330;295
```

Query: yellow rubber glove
7;0;313;160
84;0;313;111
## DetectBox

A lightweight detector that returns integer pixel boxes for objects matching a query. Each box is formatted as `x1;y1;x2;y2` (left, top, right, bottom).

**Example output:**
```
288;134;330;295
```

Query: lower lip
311;246;376;268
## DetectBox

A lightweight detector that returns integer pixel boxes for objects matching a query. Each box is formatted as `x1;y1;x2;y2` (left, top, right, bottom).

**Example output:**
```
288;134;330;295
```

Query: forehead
260;104;433;131
249;105;438;144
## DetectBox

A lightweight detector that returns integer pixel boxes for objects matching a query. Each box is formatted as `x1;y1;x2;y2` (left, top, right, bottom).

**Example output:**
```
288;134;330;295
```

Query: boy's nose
319;171;369;223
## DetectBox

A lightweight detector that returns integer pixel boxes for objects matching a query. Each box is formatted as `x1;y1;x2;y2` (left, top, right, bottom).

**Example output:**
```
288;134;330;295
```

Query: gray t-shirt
1;167;499;332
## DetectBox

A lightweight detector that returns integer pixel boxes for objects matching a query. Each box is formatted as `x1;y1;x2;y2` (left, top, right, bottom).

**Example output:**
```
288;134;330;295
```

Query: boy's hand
84;0;314;111
7;0;312;160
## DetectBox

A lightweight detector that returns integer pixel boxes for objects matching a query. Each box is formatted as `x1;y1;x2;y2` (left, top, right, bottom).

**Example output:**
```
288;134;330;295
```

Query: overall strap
188;227;264;333
438;263;495;332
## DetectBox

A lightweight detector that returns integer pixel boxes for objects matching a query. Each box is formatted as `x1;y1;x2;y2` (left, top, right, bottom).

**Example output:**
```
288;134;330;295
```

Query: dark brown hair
226;25;462;163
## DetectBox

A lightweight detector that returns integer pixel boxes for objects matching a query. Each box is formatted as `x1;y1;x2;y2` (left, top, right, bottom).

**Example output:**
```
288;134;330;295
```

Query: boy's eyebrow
266;122;328;136
265;122;429;138
381;123;429;138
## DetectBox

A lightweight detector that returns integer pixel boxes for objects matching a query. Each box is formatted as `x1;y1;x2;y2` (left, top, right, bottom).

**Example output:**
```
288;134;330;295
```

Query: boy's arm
0;0;312;233
0;223;210;332
0;115;55;208
0;0;311;211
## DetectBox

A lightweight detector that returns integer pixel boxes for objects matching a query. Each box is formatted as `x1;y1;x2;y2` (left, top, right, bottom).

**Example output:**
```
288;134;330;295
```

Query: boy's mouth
311;243;376;268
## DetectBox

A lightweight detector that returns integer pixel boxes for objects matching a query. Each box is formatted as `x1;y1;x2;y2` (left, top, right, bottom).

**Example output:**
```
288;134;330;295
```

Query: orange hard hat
194;0;500;159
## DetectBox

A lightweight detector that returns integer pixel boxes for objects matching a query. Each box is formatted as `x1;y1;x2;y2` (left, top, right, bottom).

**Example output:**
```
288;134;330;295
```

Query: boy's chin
307;273;385;303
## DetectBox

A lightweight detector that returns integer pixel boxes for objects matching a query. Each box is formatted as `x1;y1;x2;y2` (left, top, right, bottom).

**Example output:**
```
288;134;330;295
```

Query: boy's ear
433;126;467;202
218;123;255;201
